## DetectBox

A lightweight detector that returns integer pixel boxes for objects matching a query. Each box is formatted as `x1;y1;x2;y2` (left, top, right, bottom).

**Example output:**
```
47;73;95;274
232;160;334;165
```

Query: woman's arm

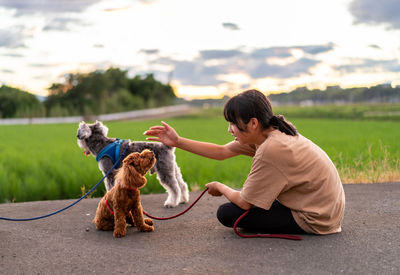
205;181;252;210
144;121;238;160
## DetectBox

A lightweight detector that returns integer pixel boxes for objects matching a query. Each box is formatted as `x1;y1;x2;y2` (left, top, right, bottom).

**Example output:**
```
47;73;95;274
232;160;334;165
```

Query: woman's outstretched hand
144;121;179;147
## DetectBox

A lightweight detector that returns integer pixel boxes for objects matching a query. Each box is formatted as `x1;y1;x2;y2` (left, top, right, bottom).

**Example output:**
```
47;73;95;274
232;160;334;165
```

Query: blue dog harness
96;138;127;168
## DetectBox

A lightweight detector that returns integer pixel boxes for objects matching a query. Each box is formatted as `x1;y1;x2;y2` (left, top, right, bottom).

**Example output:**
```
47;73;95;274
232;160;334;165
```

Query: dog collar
96;138;126;168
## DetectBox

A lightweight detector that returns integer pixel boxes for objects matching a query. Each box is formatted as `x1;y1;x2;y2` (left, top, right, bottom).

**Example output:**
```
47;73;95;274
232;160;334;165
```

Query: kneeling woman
145;89;345;235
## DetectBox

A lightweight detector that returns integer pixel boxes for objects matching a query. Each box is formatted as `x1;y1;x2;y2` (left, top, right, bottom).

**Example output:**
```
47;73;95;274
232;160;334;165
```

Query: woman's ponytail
269;115;298;136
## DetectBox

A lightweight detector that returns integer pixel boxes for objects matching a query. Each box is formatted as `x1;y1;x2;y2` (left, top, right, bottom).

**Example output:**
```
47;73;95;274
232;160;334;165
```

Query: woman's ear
249;117;259;131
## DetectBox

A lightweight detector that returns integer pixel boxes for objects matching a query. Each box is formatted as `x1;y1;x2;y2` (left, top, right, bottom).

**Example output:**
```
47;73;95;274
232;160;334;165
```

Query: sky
0;0;399;100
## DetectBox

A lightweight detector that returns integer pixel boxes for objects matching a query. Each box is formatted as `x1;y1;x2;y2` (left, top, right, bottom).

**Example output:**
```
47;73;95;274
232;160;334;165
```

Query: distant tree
0;85;43;118
129;74;176;108
44;68;176;116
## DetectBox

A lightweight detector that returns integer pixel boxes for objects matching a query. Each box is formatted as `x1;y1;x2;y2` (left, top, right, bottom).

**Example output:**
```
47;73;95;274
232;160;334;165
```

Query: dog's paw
180;192;189;204
164;202;178;208
144;218;153;226
113;229;126;238
139;224;154;232
164;198;179;208
164;193;181;208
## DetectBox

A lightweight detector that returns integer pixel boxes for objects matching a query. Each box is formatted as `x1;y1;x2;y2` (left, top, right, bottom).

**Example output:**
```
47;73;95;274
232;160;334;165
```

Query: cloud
200;49;243;60
0;0;101;15
249;58;320;79
250;47;293;58
171;60;224;86
1;69;14;74
139;49;160;55
28;63;60;68
349;0;400;29
295;43;335;55
0;26;29;48
148;45;326;86
1;52;24;57
249;43;335;58
368;44;381;49
335;58;400;73
43;17;86;32
222;22;240;31
0;1;97;49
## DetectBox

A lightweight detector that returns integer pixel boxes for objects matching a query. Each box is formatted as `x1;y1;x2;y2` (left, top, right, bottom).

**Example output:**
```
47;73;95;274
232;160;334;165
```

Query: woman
144;89;345;235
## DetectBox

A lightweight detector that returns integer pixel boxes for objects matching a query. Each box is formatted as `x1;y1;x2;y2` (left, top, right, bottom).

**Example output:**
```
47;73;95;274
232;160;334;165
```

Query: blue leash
0;144;129;222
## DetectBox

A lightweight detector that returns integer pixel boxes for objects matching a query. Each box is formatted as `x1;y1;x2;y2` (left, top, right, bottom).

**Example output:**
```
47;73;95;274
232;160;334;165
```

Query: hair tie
269;115;279;125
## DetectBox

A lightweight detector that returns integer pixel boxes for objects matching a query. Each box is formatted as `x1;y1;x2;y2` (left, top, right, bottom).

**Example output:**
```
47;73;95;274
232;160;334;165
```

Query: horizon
4;80;398;103
0;0;399;100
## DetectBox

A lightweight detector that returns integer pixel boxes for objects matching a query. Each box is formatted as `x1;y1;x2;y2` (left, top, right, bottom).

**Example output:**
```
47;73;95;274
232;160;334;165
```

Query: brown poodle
93;149;156;237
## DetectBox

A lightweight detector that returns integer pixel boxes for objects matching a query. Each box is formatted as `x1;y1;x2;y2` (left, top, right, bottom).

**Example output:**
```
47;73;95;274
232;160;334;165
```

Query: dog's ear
118;155;147;188
95;120;109;137
77;121;92;139
130;168;146;188
123;152;140;165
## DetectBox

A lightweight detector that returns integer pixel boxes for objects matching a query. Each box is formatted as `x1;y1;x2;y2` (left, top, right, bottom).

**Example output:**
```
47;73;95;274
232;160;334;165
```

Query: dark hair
223;89;298;136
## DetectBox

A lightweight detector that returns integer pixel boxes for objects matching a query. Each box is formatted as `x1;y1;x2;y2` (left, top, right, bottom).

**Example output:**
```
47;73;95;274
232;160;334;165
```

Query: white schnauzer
76;121;189;208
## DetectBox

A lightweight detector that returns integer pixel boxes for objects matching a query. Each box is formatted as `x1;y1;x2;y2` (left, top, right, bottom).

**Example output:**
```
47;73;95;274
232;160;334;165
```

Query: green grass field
274;103;400;121
1;108;400;203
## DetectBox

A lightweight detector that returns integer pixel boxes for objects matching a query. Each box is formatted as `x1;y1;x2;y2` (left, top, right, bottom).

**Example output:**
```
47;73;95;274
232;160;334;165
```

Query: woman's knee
216;202;243;228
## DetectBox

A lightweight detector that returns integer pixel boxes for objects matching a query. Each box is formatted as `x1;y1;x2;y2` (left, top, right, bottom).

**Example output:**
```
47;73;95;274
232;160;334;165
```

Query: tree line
0;85;44;118
0;68;176;118
268;84;400;105
2;67;400;119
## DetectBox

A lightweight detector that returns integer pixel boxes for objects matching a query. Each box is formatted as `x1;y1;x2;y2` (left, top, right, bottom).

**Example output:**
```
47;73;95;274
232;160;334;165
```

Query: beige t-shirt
226;130;345;235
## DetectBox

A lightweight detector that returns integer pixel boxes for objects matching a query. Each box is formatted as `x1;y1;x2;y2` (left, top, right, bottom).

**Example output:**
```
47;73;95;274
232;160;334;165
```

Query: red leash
103;188;207;218
143;188;302;241
143;188;208;220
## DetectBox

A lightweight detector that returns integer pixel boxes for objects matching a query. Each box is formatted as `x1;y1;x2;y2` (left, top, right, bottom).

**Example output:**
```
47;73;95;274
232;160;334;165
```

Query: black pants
217;201;307;234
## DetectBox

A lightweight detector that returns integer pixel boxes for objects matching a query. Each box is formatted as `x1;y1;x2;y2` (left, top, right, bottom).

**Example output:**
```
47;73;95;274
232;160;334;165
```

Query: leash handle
0;144;129;222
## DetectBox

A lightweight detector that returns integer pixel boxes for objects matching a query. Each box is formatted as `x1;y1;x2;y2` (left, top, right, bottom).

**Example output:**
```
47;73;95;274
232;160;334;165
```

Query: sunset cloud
349;0;400;29
335;58;400;73
147;44;331;87
0;0;101;15
0;26;29;48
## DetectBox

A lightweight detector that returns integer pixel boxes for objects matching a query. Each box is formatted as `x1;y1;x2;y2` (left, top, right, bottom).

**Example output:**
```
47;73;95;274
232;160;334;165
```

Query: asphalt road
1;183;399;274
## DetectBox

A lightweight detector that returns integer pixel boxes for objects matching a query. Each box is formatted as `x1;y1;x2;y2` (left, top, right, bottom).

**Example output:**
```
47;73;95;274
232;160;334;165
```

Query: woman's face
228;122;251;144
